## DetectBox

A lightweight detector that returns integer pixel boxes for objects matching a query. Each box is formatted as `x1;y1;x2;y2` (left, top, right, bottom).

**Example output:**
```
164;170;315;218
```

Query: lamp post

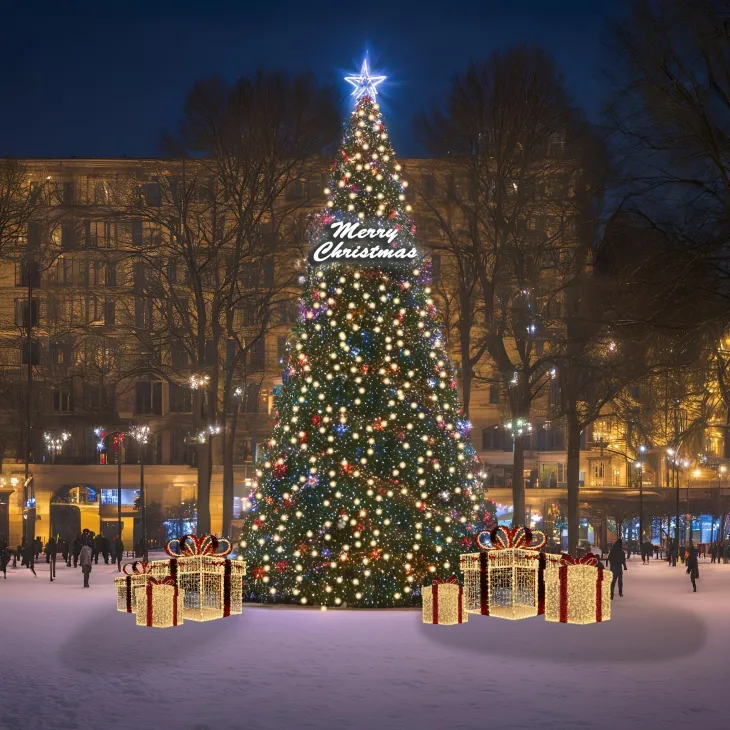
198;423;222;513
667;448;679;563
718;466;727;544
44;431;71;466
130;425;150;562
635;445;646;543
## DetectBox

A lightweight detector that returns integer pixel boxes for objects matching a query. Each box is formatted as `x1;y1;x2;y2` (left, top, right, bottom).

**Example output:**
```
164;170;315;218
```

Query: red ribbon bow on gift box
165;533;232;558
475;525;547;551
148;576;176;587
559;553;598;567
432;576;460;586
122;561;153;575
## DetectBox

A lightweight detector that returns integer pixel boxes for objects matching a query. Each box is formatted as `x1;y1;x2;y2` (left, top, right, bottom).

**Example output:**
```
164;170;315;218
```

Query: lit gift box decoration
115;561;162;613
163;534;245;622
545;553;610;625
422;577;468;625
460;526;559;620
135;577;185;628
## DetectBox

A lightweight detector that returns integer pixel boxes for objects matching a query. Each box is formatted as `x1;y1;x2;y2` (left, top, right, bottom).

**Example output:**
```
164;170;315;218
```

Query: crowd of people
0;530;148;586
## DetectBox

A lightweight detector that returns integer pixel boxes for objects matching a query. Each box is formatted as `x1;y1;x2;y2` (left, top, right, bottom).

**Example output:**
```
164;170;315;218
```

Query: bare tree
419;46;591;526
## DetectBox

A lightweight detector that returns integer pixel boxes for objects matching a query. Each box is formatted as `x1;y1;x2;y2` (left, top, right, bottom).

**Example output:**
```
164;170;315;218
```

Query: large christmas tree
241;61;495;608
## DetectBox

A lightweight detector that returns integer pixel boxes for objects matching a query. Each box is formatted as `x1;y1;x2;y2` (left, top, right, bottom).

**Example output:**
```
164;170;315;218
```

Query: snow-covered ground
0;553;726;730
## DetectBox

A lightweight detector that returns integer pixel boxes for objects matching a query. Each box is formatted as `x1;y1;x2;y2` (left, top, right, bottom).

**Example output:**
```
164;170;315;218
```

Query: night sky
1;0;626;159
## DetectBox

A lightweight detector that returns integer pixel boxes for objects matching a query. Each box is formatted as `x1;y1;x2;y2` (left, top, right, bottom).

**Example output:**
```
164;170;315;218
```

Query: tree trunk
512;436;525;527
221;408;239;539
197;446;211;534
566;414;581;556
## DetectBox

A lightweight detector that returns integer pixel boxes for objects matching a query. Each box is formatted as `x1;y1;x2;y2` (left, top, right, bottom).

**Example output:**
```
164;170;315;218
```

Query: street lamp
717;466;727;544
635;459;644;544
130;425;151;562
44;431;70;465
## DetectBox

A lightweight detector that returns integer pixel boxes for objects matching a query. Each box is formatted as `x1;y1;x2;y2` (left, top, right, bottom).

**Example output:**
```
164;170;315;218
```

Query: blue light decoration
344;58;386;100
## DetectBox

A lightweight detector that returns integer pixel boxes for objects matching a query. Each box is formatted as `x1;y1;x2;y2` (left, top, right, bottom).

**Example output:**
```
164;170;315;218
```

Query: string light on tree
240;58;495;609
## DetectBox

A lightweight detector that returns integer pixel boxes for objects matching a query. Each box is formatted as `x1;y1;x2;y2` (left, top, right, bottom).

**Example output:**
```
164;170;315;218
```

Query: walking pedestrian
0;542;10;578
607;539;627;599
72;536;82;568
34;536;42;560
687;543;699;592
101;534;110;564
61;539;70;566
79;544;92;587
642;540;652;565
23;542;36;576
92;533;102;564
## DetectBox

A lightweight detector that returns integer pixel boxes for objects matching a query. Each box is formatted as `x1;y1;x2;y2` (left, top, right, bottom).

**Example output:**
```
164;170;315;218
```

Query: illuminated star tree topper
344;57;386;100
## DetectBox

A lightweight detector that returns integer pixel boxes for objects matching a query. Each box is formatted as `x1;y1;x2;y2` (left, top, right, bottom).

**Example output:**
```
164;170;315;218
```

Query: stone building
0;158;726;550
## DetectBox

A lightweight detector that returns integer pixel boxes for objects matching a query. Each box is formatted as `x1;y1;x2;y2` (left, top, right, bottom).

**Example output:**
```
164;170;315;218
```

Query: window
143;221;162;247
134;380;162;415
249;338;265;370
62;182;75;205
16;257;40;288
52;390;72;412
14;298;39;327
167;259;190;286
50;341;73;367
286;180;304;200
61;221;77;250
93;181;109;205
130;219;143;247
86;296;104;325
56;257;73;286
277;336;287;363
171;429;193;465
104;262;117;287
27;221;42;248
169;382;192;413
482;425;510;451
135;297;152;328
549;379;561;409
307;176;324;199
242;262;262;288
87;221;114;248
103;300;115;326
489;383;500;405
143;182;161;207
242;383;260;413
21;339;40;365
133;261;146;292
171;341;190;368
239;305;256;327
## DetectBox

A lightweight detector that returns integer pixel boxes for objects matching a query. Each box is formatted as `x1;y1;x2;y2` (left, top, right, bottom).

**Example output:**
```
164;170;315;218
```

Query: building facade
0;158;726;549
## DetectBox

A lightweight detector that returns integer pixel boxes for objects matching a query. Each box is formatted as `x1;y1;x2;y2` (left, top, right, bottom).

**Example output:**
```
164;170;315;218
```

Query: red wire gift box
459;526;560;620
159;534;245;622
134;577;185;628
421;577;468;625
545;553;611;625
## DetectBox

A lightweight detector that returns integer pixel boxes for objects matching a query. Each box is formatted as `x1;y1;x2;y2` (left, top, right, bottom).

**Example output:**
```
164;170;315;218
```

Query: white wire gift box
160;534;245;622
544;553;611;625
460;526;559;620
422;577;468;625
115;560;173;613
135;577;185;628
